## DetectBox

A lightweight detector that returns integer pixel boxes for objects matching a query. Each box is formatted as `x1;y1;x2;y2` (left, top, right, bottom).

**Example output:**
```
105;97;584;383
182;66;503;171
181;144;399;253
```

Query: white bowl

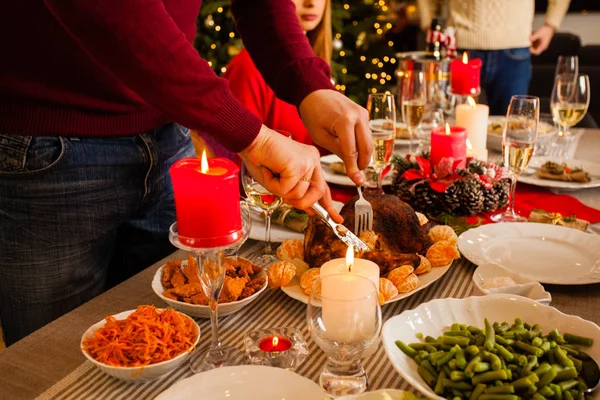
472;263;552;305
81;309;200;382
152;264;267;318
382;294;600;400
487;115;558;153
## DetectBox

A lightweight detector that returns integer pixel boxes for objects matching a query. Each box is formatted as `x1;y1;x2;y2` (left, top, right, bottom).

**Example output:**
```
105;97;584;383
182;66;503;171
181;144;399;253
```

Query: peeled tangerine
415;212;429;226
396;273;420;293
300;268;321;296
428;225;458;246
414;255;432;275
387;265;414;288
266;261;296;288
276;239;304;262
426;240;460;267
379;278;399;305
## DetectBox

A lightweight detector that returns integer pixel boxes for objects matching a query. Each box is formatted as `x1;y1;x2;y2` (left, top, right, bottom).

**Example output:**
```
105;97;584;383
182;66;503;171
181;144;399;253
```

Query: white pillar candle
456;97;489;150
320;247;380;343
466;139;489;162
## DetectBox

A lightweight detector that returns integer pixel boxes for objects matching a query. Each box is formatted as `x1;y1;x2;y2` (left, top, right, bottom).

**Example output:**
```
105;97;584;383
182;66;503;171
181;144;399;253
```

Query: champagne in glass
241;164;282;264
366;92;396;194
491;95;539;223
400;70;427;154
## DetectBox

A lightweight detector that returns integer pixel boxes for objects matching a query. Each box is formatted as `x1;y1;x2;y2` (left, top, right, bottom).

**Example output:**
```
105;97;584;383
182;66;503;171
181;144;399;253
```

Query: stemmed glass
366;92;396;194
307;274;382;398
555;55;578;81
400;70;427;155
550;74;590;161
241;163;283;264
491;95;540;223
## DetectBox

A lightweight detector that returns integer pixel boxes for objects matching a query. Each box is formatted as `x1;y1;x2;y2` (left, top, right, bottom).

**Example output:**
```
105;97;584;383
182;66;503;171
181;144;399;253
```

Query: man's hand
299;89;373;186
238;125;342;222
530;24;555;55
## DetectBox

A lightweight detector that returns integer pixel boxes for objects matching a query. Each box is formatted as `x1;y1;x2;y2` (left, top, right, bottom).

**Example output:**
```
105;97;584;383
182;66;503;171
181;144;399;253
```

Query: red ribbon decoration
401;156;463;193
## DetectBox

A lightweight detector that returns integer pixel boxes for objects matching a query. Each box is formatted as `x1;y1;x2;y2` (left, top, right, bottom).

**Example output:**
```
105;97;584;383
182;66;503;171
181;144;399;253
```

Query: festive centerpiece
392;154;511;217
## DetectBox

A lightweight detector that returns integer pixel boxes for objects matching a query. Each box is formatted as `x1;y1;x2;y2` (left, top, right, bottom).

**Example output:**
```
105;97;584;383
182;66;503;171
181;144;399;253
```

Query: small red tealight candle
451;52;482;95
430;123;467;168
170;150;242;247
258;336;293;352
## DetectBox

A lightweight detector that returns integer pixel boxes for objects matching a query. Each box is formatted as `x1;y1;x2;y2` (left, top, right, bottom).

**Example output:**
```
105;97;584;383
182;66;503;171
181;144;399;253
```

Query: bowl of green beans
382;294;599;400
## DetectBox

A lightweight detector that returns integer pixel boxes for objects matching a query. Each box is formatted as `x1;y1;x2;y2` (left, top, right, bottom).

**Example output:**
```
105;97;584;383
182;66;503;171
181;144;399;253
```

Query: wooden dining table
0;129;599;400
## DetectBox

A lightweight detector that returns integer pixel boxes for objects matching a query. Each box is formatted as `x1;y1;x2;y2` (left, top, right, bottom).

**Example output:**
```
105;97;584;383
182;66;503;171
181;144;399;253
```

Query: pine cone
451;178;484;216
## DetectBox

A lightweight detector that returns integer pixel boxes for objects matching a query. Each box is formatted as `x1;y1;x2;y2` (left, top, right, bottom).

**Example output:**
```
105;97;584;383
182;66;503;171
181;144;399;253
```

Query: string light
388;41;394;47
221;67;227;73
211;43;216;49
342;68;347;74
378;62;384;68
386;23;392;29
215;26;221;32
208;61;212;67
374;23;380;28
343;3;350;9
217;7;223;13
377;29;383;35
365;73;371;79
335;33;342;39
339;51;345;56
360;56;366;61
379;79;385;84
383;56;389;62
371;88;377;94
229;32;235;38
390;58;397;64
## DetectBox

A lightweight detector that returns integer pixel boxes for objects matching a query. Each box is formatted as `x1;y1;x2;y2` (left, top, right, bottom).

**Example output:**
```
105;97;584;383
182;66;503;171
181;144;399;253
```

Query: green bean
416;332;424;339
532;393;547;400
418;350;429;360
563;390;574;400
466;345;480;356
441;345;455;352
507;364;518;374
435;370;447;395
547;349;556;365
540;341;551;353
443;365;453;377
495;336;510;346
495;344;514;362
474;362;491;373
487;352;503;371
409;342;435;352
538;386;555;397
523;322;531;330
521;355;539;377
443;378;474;391
421;360;439;379
435;348;458;367
534;363;552;377
515;318;524;326
577;377;588;391
559;345;579;357
532;337;544;348
484;318;496;351
549;341;557;349
558;379;578;392
418;365;437;388
449;359;458;370
442;336;471;347
478;395;519;400
456;346;468;370
537;365;558;389
549;383;563;400
425;335;438;343
554;347;574;368
512;354;528;367
470;383;487;400
563;333;593;346
415;355;423;364
396;340;418;358
472;370;509;385
495;323;511;334
511;377;535;390
528;326;543;340
451;371;467;381
484;385;515;394
445;330;473;337
527;373;540;384
465;356;482;378
452;323;462;331
515;341;544;357
468;326;483;335
431;350;446;360
555;334;565;345
567;356;582;372
503;329;528;338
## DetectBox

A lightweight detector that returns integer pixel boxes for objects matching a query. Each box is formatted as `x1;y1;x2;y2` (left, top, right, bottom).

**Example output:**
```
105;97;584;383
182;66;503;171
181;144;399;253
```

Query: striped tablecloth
36;241;476;400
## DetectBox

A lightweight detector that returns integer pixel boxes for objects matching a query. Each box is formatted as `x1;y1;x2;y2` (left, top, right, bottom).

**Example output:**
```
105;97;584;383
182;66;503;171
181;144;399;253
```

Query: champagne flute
491;95;539;223
366;92;396;194
241;163;282;264
555;55;578;81
400;70;427;154
550;74;590;161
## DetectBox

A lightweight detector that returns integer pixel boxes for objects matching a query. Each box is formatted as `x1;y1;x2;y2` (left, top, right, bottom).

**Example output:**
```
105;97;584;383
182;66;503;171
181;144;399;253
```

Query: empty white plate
155;365;325;400
458;222;600;285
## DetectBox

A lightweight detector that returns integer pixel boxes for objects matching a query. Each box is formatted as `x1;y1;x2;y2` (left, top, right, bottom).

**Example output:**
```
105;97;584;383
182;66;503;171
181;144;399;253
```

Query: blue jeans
466;48;532;115
0;123;195;345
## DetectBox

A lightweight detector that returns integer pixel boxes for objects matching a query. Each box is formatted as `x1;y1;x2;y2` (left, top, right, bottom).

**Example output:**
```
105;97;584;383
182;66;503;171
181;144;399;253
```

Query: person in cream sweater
418;0;571;115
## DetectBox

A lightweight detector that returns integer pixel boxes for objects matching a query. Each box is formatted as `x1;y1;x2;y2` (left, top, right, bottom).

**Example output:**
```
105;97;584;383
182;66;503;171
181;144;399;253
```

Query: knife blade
310;203;370;252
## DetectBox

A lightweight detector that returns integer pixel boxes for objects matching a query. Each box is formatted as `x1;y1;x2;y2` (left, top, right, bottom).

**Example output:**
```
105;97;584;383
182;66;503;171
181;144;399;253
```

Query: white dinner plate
321;154;394;187
458;222;600;285
155;365;325;400
248;201;344;242
382;294;600;400
281;262;453;306
518;156;600;190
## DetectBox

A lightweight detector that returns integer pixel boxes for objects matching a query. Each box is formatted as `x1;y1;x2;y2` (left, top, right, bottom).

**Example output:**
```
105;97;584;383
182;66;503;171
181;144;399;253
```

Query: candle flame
467;96;476;107
272;336;279;347
201;150;209;173
462;51;469;64
346;245;354;272
445;123;451;136
466;138;473;150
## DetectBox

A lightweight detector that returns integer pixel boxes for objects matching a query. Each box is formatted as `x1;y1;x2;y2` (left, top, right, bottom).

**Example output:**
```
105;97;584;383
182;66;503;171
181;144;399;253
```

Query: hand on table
238;125;343;222
530;24;555;55
299;89;373;186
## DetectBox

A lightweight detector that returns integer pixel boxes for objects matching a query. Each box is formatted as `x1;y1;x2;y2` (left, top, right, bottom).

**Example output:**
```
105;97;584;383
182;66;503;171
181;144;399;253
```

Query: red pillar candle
451;52;482;95
430;123;467;168
170;151;242;247
258;336;293;352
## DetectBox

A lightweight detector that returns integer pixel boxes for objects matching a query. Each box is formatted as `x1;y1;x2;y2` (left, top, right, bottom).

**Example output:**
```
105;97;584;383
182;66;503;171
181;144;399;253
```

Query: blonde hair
306;0;332;66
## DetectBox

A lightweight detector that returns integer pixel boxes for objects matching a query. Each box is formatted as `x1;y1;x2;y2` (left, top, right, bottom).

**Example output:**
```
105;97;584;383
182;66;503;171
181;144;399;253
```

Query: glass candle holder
244;327;309;371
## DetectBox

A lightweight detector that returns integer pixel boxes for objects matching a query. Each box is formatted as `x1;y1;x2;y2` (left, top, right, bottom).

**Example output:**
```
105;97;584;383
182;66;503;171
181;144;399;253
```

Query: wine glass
419;107;445;152
550;74;590;161
241;163;282;264
491;95;539;223
307;274;382;398
400;70;427;155
555;55;578;81
184;200;251;373
366;92;396;194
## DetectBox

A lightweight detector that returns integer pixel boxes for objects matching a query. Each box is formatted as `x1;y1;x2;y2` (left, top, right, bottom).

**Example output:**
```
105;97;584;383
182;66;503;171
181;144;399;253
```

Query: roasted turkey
304;194;432;273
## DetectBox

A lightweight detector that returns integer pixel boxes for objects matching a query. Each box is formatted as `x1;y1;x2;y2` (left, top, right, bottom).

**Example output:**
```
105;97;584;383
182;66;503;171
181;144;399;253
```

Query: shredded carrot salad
82;305;197;367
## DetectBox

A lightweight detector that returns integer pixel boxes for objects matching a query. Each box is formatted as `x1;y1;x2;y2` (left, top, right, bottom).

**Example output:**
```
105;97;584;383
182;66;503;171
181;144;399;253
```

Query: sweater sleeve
545;0;571;30
42;0;261;153
230;0;335;107
224;52;270;122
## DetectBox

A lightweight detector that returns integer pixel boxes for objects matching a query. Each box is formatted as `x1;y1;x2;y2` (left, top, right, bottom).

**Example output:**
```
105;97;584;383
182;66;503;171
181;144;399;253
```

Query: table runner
36;241;476;400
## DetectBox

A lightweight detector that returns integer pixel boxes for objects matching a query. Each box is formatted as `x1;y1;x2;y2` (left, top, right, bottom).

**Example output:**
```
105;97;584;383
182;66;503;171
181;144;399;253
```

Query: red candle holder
244;328;308;371
258;336;293;352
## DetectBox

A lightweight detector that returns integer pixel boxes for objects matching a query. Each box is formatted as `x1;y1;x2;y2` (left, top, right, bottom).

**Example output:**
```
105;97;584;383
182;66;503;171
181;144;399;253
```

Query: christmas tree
194;1;398;106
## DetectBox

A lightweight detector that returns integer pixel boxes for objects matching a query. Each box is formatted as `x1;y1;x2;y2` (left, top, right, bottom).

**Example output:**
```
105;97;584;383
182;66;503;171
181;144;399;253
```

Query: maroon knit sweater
0;1;334;152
